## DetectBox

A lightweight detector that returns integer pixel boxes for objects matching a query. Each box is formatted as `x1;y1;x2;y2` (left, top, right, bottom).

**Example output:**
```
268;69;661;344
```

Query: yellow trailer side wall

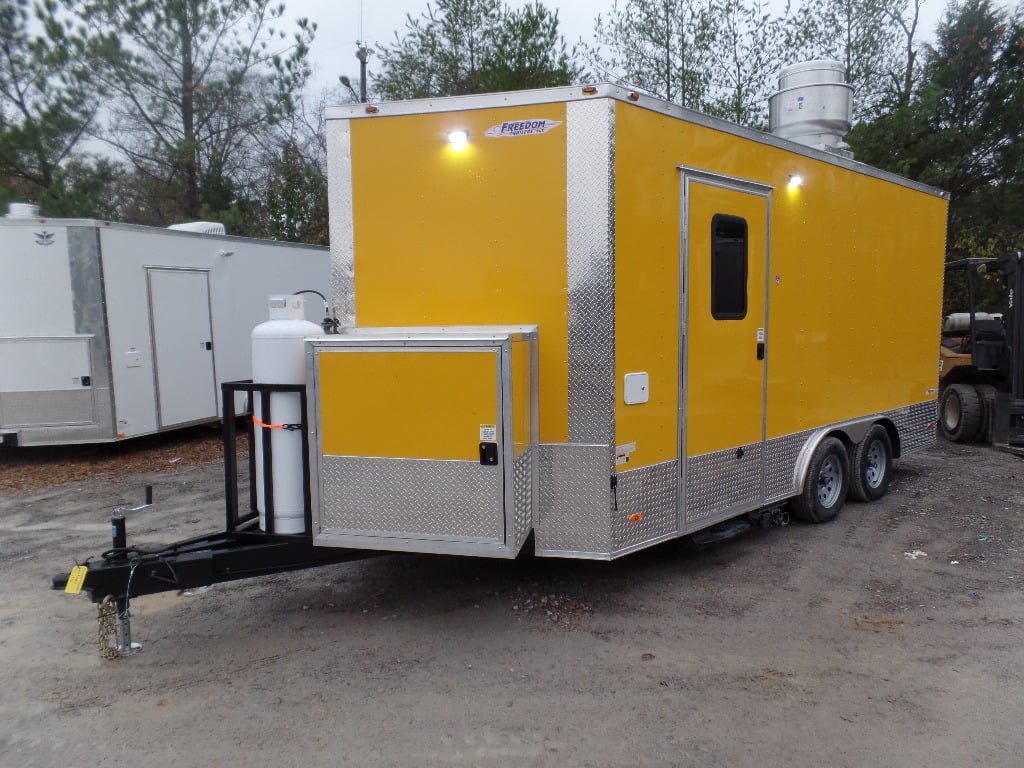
348;107;570;443
614;103;947;464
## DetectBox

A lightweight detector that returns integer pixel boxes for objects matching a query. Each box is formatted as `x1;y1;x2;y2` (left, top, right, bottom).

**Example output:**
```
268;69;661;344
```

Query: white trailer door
147;268;217;427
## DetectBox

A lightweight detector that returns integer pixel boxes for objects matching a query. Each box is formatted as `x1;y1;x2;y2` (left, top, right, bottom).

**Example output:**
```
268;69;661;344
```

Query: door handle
756;342;765;361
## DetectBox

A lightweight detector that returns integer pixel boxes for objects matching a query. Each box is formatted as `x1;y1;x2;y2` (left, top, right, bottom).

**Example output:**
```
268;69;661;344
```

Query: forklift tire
849;425;893;502
791;436;850;524
975;384;997;442
940;383;984;442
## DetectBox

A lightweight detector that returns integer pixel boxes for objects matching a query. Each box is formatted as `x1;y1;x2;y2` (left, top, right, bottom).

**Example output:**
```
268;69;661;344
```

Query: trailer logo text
485;119;562;138
35;231;55;246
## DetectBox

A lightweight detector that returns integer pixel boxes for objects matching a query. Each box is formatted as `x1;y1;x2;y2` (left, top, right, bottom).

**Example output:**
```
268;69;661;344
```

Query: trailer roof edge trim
324;83;948;201
0;218;329;250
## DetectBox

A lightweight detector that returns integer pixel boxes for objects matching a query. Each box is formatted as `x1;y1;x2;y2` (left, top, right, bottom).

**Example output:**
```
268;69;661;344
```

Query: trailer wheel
939;383;983;442
849;425;893;502
791;437;849;523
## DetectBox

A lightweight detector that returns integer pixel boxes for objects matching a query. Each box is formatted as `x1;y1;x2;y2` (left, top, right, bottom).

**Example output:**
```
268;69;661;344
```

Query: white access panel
147;268;217;427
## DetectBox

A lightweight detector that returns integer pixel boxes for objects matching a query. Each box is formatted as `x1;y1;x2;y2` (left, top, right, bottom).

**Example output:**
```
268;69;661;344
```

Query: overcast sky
287;0;955;96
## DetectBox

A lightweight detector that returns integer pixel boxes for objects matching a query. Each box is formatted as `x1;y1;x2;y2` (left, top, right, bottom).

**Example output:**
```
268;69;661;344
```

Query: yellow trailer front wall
349;107;570;443
318;350;498;461
614;103;946;460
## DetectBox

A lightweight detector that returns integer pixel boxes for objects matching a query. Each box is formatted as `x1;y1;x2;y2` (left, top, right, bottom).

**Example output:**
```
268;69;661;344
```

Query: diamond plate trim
612;460;678;551
512;447;534;549
763;401;937;503
566;99;616;450
319;456;503;541
326;119;355;326
536;444;612;554
765;429;814;501
685;443;764;525
889;400;937;455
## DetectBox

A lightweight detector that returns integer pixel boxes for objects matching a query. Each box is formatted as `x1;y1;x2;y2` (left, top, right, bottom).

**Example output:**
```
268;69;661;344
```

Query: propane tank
251;294;324;534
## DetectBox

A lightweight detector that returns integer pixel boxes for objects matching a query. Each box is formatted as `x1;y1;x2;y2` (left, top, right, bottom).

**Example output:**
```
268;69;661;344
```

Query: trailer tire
791;437;849;524
849;425;893;502
940;383;983;442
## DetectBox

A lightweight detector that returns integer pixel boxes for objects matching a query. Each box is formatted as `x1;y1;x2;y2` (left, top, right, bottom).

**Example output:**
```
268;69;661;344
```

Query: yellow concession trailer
311;84;948;560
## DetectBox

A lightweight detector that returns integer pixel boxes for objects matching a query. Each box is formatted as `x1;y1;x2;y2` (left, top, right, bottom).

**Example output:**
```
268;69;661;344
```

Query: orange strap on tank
252;417;302;431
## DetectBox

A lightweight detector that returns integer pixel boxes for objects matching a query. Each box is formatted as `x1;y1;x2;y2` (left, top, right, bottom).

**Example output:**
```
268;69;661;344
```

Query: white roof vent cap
168;221;227;235
6;202;41;218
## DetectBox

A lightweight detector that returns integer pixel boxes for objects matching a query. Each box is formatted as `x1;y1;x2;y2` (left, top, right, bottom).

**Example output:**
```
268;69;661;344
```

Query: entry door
680;172;770;524
147;268;217;427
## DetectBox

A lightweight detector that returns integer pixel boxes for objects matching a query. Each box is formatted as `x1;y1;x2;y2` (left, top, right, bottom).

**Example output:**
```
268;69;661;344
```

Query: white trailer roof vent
768;60;853;157
6;202;41;218
167;221;227;235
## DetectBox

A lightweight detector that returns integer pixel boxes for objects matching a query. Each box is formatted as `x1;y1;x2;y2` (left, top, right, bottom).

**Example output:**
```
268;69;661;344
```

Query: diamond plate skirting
685;443;764;526
760;401;938;504
890;400;937;455
325;119;356;326
612;460;678;552
566;99;616;451
319;456;503;542
764;428;814;502
512;448;534;550
535;444;612;555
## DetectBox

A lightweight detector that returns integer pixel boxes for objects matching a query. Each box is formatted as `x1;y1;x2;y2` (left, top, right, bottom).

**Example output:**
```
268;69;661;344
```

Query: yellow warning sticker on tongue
65;565;88;595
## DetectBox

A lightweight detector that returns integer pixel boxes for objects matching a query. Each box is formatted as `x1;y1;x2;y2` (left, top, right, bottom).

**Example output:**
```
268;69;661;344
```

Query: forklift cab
939;254;1024;447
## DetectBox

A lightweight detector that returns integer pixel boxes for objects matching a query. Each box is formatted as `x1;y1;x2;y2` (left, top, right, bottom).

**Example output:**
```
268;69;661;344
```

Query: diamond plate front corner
566;98;616;450
325;119;355;326
535;444;612;555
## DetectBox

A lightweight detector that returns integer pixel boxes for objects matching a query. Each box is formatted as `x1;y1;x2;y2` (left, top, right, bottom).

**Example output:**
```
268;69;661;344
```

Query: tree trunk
180;8;200;219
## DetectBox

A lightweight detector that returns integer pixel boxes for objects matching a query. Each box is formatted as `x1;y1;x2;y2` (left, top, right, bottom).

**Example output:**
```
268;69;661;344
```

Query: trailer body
309;85;947;560
0;219;328;446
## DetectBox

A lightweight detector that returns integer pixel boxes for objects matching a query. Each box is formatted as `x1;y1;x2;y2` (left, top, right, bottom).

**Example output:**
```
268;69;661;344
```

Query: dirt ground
1;432;1022;767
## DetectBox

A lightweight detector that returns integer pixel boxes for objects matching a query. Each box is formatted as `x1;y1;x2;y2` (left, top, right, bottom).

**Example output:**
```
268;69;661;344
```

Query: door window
711;214;748;320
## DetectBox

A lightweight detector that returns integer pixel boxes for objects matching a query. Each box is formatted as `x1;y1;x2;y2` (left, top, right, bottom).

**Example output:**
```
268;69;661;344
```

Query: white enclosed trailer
0;216;329;446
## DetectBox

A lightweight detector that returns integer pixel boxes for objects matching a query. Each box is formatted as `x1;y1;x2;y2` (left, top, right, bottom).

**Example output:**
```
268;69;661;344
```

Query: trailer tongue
52;380;384;657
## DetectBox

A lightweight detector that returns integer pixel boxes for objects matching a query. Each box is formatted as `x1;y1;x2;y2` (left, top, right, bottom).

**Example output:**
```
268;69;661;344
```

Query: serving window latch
479;442;499;465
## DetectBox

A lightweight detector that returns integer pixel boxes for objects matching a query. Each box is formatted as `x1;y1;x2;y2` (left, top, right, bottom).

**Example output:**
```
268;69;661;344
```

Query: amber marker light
628;92;640;101
582;85;598;94
628;513;644;523
365;105;379;114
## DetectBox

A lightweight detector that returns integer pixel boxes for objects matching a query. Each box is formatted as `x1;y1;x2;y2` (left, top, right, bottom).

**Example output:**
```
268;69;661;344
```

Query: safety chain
97;596;121;661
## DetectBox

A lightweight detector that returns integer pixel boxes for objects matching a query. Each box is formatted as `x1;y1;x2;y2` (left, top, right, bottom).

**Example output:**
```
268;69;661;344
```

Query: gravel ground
0;432;1022;767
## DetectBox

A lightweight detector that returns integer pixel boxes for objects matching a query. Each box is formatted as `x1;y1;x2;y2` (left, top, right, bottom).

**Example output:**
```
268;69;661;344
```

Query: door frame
145;266;217;428
677;167;773;529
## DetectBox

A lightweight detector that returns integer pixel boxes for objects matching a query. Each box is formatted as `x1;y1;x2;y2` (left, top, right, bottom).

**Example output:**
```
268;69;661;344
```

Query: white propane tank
251;294;324;534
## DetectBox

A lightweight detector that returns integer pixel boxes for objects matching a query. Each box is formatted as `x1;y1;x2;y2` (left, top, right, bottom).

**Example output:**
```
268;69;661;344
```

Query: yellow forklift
939;253;1024;447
